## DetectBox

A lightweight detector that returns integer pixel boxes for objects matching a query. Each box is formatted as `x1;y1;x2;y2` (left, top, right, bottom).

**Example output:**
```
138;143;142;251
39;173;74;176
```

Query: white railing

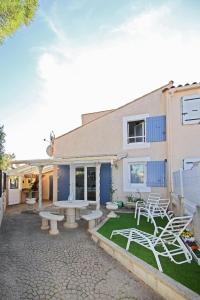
172;165;200;214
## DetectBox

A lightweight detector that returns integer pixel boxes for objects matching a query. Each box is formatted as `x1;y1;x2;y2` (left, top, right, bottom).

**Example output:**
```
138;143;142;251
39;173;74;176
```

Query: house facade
51;81;200;205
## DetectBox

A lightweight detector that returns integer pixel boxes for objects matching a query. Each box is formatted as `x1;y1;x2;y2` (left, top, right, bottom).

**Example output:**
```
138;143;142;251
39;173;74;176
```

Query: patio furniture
81;210;103;229
137;198;173;233
54;200;89;228
25;198;36;211
39;211;64;235
106;202;118;218
134;193;160;219
110;216;193;272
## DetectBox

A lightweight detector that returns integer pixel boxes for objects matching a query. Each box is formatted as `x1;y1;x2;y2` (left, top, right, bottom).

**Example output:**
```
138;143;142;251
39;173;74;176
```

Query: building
52;80;200;205
8;80;200;208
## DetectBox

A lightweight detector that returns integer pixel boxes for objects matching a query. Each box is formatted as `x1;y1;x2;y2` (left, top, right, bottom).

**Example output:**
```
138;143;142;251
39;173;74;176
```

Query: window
123;157;151;192
183;158;200;170
130;163;145;184
9;177;19;189
127;120;145;143
182;94;200;124
123;114;149;149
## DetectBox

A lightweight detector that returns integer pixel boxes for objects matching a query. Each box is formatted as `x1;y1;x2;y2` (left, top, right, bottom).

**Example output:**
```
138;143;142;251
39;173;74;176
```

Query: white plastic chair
134;193;160;219
137;199;173;233
110;216;193;272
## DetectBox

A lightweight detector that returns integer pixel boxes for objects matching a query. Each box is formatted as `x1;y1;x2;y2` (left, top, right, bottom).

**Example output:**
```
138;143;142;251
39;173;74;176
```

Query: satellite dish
50;131;55;145
46;145;54;157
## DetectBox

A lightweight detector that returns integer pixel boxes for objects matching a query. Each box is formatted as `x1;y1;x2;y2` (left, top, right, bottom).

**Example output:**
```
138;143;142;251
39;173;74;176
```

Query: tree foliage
0;125;5;159
0;125;15;170
0;0;38;43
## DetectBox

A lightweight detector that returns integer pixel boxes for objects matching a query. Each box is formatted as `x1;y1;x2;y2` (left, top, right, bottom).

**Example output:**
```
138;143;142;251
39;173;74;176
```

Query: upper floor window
182;94;200;124
123;114;149;149
127;120;145;144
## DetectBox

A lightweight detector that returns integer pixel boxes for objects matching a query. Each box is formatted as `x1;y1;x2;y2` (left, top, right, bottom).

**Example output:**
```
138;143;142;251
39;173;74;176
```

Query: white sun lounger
110;216;193;272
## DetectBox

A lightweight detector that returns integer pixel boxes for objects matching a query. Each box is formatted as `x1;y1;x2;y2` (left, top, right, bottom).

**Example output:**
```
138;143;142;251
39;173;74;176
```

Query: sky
1;0;200;159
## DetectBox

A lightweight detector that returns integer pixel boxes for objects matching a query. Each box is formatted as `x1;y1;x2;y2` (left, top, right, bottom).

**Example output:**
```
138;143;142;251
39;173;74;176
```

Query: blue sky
1;0;200;159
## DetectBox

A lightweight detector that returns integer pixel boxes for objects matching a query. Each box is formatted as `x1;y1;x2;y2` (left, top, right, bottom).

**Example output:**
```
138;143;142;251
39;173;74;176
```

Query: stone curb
89;225;200;300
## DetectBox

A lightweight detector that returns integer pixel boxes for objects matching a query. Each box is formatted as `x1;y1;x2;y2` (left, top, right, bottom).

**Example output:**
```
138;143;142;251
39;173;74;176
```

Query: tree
0;0;38;43
0;125;5;160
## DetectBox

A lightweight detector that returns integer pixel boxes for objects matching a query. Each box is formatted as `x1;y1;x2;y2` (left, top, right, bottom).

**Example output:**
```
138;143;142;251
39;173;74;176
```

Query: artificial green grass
98;213;200;295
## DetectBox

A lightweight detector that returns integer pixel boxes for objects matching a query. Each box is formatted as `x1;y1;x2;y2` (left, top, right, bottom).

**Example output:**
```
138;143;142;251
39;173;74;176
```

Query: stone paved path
0;211;163;300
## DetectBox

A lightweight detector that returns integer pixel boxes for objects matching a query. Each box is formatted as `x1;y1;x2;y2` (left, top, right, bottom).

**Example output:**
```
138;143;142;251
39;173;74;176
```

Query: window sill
124;186;151;193
123;142;150;150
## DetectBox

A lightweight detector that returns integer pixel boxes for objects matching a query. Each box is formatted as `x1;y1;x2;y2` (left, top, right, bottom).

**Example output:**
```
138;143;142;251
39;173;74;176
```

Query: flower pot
125;202;135;209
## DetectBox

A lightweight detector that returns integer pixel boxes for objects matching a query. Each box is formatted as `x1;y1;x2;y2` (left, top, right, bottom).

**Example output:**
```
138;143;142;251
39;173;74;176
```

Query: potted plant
125;191;144;209
125;194;136;208
26;178;36;205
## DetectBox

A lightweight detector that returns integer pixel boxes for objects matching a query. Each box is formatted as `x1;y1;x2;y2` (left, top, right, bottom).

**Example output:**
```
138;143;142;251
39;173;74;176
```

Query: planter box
182;237;200;266
124;202;135;209
89;226;200;300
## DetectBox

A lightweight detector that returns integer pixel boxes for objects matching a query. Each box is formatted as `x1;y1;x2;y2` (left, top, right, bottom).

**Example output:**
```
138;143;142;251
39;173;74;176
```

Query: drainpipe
166;90;174;198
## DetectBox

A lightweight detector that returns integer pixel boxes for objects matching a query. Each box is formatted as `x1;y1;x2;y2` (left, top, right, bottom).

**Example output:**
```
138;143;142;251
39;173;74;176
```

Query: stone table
54;200;89;228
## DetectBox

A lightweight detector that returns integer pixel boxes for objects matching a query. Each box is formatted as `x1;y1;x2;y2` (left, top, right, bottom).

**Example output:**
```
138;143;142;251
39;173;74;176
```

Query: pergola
8;155;118;209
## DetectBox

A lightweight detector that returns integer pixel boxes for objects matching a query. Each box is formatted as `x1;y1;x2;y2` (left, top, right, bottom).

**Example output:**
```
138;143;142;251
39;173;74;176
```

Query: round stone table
54;200;89;228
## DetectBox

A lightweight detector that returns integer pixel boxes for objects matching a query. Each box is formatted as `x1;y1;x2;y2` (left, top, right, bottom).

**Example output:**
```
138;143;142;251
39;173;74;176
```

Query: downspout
165;89;174;198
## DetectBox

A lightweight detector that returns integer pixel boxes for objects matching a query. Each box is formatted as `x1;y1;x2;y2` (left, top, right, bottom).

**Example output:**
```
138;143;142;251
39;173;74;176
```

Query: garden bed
97;213;200;295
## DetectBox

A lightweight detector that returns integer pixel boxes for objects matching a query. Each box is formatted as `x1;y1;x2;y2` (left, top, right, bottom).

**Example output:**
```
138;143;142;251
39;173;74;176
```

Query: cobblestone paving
0;212;163;300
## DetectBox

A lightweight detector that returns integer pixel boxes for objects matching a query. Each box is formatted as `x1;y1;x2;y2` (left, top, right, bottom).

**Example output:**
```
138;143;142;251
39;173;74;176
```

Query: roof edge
56;81;173;140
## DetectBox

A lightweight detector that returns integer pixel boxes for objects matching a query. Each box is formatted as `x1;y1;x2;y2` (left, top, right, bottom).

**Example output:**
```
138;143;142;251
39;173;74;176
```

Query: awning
7;154;118;176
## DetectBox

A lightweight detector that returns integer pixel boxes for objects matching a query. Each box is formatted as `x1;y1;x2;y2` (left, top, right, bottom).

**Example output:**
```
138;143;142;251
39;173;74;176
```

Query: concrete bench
81;210;103;229
39;211;64;235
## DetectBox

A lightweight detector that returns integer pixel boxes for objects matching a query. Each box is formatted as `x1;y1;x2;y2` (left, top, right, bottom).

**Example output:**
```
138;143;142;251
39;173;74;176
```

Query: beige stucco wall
54;85;170;200
81;109;114;125
165;85;200;191
55;87;167;157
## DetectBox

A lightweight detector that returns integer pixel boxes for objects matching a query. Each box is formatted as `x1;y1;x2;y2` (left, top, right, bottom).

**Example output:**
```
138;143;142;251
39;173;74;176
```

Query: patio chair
110;216;193;272
134;193;160;219
137;198;173;234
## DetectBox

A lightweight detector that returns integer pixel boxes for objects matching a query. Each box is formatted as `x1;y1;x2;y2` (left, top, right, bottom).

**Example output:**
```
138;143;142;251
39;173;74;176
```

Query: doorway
75;166;96;201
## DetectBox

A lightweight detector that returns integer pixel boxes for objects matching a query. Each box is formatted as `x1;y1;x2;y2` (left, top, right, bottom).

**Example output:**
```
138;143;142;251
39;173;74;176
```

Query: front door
75;166;96;201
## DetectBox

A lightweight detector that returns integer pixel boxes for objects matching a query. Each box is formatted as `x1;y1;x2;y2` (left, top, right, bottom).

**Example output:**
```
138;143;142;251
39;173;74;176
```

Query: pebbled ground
0;209;163;300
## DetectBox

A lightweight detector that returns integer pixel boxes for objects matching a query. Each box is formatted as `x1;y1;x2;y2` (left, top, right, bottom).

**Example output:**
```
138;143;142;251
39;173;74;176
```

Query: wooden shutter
182;94;200;124
100;163;111;204
147;161;166;187
146;116;166;142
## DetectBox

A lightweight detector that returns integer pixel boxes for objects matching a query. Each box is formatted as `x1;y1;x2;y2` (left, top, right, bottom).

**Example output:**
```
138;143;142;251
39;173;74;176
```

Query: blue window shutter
100;163;111;205
57;165;70;201
147;161;166;187
146;116;166;142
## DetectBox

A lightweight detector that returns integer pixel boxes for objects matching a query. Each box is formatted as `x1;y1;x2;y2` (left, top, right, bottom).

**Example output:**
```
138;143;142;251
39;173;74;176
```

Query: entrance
75;166;96;201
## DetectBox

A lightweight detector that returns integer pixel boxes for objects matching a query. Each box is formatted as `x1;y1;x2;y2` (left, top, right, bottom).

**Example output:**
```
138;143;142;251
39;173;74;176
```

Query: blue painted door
57;165;70;201
49;175;53;200
100;163;111;205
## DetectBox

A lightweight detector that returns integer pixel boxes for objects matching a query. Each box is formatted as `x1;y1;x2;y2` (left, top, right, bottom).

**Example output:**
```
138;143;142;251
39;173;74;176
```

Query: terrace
0;205;162;300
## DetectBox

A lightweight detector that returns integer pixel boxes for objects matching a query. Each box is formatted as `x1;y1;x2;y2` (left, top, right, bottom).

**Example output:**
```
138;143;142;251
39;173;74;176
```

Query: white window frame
182;94;200;125
183;158;200;170
123;114;150;149
70;164;98;203
123;157;151;192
